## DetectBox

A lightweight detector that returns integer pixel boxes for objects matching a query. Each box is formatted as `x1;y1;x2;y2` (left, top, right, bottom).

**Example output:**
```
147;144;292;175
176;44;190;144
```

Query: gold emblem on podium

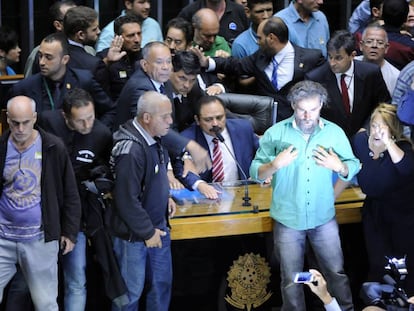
225;253;272;311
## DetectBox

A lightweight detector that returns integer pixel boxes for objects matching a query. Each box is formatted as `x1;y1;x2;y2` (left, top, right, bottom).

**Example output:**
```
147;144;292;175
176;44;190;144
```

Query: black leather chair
217;93;277;135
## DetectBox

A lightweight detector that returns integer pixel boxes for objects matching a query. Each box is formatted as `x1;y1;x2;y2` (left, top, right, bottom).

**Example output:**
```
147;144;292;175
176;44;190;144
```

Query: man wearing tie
305;30;391;137
172;95;259;199
196;17;325;122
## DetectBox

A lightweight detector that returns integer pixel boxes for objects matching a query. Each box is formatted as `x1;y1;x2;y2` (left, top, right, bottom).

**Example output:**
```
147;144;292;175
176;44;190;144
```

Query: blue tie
159;84;165;94
271;59;278;90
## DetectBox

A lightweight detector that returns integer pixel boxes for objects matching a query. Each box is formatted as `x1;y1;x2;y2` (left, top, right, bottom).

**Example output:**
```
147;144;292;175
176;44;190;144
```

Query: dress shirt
275;2;330;57
250;116;360;230
335;62;355;112
95;10;163;52
203;128;238;182
324;297;341;311
232;25;259;58
264;41;295;91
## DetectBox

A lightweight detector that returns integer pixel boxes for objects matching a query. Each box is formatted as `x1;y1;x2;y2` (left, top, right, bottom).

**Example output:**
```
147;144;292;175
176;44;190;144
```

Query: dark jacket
0;127;81;243
305;60;391;137
212;44;325;121
108;120;170;241
8;68;116;129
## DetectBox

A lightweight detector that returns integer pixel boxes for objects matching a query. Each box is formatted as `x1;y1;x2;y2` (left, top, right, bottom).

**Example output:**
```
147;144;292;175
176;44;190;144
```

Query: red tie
212;138;224;182
340;74;350;115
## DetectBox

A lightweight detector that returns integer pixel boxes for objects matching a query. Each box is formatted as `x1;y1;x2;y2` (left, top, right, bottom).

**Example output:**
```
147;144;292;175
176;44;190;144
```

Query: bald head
6;96;37;149
192;8;220;51
136;91;173;137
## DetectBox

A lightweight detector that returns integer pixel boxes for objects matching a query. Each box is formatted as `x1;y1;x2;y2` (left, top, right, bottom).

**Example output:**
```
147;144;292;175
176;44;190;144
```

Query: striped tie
212;138;224;182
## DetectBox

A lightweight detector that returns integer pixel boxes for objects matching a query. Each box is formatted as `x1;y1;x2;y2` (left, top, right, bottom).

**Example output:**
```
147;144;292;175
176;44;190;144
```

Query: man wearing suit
8;33;116;129
172;95;259;199
115;41;173;128
305;30;391;137
197;16;325;122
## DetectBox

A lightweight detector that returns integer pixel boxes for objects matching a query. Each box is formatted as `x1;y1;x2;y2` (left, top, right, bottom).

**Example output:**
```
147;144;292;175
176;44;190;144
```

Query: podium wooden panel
170;184;365;240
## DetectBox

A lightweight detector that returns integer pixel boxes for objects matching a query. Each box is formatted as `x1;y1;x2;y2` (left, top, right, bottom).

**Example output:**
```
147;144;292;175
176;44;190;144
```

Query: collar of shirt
173;92;182;101
248;24;258;44
288;2;319;23
132;118;156;146
291;117;325;132
151;79;163;93
68;39;84;48
265;41;294;89
335;61;354;81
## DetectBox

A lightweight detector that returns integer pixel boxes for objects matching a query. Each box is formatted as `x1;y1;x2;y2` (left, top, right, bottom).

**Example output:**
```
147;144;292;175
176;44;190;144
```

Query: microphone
211;126;251;206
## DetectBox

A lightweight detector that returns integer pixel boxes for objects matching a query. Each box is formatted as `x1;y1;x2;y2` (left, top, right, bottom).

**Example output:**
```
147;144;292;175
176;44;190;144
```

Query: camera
361;256;409;310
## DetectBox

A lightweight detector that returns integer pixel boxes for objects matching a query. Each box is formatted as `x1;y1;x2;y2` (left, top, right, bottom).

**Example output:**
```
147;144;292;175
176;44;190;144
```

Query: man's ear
76;30;85;43
0;49;6;58
62;54;70;66
194;115;200;125
53;20;64;32
140;59;147;72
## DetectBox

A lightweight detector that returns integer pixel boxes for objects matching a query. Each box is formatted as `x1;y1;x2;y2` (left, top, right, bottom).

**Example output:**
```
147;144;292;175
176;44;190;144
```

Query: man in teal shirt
250;80;359;311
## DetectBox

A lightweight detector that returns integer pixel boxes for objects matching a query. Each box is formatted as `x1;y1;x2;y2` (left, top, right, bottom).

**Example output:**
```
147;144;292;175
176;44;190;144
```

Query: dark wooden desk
170;184;365;240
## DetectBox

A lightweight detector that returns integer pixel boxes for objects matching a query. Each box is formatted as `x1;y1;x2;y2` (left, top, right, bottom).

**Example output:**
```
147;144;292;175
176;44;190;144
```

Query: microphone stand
212;126;251;206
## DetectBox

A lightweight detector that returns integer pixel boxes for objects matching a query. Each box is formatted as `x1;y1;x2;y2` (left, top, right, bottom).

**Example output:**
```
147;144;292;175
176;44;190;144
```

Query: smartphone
293;272;315;283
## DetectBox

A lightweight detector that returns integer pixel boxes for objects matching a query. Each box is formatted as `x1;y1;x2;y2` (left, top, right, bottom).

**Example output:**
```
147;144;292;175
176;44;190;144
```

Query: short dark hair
262;17;289;43
196;95;225;117
42;32;69;56
0;26;19;53
114;14;142;35
63;88;94;116
172;50;201;75
382;0;409;28
48;0;76;24
63;6;98;38
327;30;356;55
247;0;273;10
165;17;193;46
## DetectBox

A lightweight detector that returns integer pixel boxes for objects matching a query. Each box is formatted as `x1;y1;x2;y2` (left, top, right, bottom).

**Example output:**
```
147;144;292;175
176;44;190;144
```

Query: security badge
155;164;159;174
119;71;127;78
66;83;71;90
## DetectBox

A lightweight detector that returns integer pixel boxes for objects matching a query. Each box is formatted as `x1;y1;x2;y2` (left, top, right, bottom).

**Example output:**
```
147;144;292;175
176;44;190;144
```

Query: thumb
159;230;167;237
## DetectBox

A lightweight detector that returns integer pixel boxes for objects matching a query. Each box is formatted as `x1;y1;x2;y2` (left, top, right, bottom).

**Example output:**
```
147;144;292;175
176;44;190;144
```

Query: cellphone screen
293;272;314;283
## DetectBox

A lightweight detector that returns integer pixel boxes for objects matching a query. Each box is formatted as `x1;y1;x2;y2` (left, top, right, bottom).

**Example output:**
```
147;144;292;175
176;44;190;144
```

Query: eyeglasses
362;39;387;48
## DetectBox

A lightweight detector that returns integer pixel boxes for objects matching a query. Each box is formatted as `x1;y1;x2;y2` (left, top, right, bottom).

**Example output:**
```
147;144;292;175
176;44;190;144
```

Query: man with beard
195;16;325;122
97;14;143;101
275;0;330;57
7;33;116;129
250;80;360;311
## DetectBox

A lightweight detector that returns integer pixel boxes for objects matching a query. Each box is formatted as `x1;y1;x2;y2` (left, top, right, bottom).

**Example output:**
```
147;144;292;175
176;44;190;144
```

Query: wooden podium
170;183;365;240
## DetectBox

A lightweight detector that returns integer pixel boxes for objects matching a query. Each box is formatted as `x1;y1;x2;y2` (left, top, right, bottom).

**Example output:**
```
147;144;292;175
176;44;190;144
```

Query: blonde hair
370;103;411;145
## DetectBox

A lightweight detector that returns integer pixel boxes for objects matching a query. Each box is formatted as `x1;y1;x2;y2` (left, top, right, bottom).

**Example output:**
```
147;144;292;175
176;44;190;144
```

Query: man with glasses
355;24;400;95
305;30;390;137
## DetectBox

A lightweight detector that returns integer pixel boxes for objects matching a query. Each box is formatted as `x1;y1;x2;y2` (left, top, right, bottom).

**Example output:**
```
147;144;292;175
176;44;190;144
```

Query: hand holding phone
293;272;316;283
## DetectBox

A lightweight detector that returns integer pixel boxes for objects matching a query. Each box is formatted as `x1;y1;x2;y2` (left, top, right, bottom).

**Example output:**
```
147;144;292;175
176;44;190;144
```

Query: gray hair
7;96;37;113
136;91;170;118
287;80;328;107
141;41;169;60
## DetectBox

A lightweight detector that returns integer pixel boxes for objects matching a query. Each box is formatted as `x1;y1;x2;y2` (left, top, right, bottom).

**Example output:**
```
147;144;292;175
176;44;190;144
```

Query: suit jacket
213;44;325;121
172;118;259;189
305;60;391;137
68;44;110;92
115;67;174;128
9;68;116;129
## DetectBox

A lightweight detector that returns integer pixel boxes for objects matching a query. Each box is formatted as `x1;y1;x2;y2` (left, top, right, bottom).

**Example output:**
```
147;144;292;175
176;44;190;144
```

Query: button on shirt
264;41;295;91
249;116;360;230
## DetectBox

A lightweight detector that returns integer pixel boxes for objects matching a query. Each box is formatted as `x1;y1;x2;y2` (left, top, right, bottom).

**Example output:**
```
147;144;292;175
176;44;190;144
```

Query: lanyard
43;78;56;110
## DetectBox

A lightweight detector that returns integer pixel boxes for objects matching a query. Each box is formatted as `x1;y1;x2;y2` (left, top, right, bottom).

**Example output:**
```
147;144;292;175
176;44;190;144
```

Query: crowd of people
1;0;414;310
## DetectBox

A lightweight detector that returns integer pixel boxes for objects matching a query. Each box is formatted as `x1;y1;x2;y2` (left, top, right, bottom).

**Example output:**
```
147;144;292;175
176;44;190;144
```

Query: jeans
0;236;59;311
61;232;87;311
112;229;172;311
273;218;354;311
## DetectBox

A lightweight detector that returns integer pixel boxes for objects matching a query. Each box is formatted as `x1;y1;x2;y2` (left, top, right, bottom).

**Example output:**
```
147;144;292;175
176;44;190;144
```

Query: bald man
192;8;231;57
0;96;81;310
